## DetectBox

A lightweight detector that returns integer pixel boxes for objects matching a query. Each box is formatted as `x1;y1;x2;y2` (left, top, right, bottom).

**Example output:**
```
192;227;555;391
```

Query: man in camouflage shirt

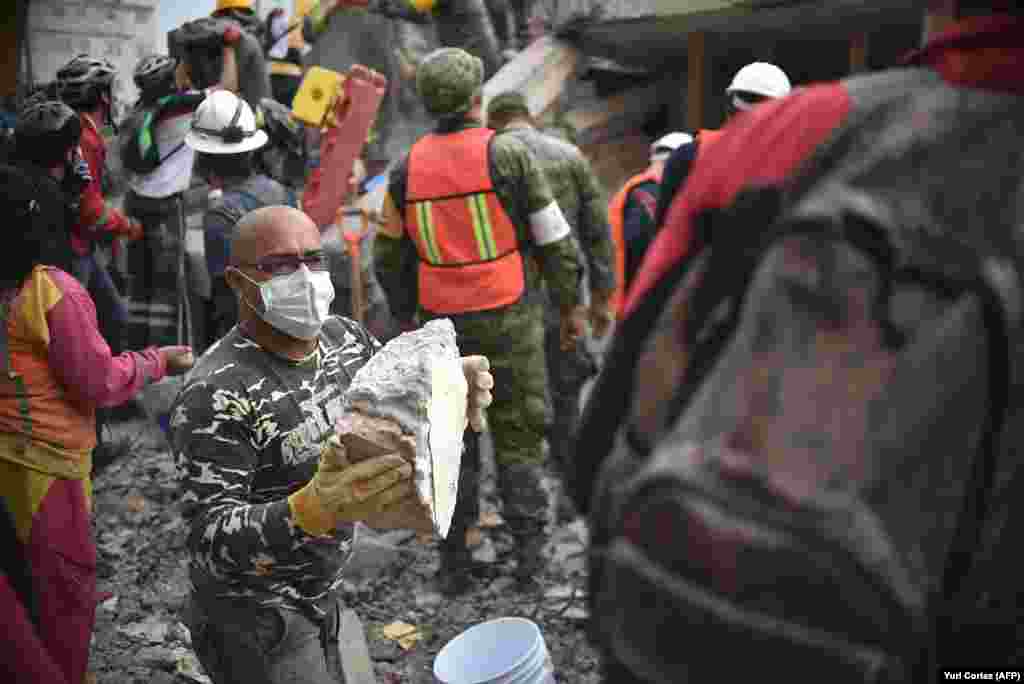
171;205;493;683
375;48;585;595
487;91;616;519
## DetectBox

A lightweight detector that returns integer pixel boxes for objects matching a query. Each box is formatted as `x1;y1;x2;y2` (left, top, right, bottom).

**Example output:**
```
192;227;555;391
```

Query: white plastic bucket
433;617;556;684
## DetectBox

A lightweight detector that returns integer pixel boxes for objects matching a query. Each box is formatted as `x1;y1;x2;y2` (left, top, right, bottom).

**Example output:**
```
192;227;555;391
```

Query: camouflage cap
486;91;530;121
416;48;484;117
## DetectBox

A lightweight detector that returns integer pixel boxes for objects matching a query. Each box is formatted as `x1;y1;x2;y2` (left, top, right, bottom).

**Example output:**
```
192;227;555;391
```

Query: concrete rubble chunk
341;319;467;539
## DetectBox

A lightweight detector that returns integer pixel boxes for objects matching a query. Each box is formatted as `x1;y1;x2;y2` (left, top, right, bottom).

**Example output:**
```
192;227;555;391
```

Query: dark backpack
583;68;1024;683
168;17;230;91
118;99;190;176
117;105;158;175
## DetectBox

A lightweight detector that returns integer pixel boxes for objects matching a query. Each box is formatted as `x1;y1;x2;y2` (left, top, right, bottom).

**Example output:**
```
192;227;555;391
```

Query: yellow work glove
288;436;415;536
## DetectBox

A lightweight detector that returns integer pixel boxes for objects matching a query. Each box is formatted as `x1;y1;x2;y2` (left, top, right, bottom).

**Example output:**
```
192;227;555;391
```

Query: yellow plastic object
215;0;253;10
292;66;346;127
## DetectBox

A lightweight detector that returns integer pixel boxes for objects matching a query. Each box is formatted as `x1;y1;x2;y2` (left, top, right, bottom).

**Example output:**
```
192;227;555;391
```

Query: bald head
231;205;321;267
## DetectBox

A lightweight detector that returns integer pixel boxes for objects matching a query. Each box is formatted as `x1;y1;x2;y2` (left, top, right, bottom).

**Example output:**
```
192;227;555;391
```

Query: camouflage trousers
543;313;599;474
423;300;550;546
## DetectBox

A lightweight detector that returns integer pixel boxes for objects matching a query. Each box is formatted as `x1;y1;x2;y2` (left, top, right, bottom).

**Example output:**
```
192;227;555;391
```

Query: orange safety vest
607;166;663;316
607;129;723;315
0;266;95;481
404;127;525;315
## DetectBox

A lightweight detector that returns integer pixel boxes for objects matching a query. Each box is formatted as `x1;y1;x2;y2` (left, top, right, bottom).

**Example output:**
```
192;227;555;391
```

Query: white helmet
185;90;268;155
726;62;792;100
650;132;694;162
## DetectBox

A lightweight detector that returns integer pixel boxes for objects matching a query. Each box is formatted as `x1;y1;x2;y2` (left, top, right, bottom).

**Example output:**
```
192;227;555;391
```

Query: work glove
589;290;616;340
560;305;587;352
288;437;415;536
159;346;194;376
462;355;493;433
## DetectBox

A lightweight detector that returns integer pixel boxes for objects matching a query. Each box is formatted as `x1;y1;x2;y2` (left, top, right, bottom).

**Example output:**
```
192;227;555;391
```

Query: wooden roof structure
558;0;923;129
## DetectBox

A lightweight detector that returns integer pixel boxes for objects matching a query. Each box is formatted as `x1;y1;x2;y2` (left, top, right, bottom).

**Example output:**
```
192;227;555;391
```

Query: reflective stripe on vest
608;167;663;316
405;127;525;315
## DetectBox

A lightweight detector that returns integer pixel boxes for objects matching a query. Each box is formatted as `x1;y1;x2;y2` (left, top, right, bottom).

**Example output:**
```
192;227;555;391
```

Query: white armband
528;202;571;246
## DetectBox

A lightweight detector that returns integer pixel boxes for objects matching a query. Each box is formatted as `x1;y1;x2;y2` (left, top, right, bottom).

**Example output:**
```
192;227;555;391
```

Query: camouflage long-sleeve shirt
498;122;617;297
170;317;381;622
376;119;583;323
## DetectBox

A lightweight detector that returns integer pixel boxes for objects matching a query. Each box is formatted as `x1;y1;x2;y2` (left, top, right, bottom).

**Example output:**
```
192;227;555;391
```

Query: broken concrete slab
346;533;408;582
342;319;467;539
471;536;498;564
117;615;170;643
414;591;444;609
483;36;581;123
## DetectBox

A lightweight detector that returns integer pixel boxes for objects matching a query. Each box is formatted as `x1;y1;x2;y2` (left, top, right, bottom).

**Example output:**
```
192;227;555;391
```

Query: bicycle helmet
134;54;178;95
14;101;82;167
56;54;117;108
20;82;61;112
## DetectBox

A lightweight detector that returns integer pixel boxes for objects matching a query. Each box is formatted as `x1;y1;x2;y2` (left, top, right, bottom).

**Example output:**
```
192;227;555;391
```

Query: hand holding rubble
288;436;415;535
589;290;616;339
462;355;493;432
560;306;588;351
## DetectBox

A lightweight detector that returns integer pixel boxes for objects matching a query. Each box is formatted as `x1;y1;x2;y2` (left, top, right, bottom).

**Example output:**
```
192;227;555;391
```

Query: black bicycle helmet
14;101;82;168
134;54;178;95
20;82;61;112
56;55;117;108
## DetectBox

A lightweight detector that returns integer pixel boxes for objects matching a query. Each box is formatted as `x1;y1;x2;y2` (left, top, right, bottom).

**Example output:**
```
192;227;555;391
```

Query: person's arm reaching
502;139;585;348
76;129;139;244
375;189;420;330
173;380;412;575
44;270;184;408
572;154;617;337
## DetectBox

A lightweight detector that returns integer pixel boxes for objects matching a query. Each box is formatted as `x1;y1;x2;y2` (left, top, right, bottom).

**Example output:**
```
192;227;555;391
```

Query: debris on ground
89;415;604;683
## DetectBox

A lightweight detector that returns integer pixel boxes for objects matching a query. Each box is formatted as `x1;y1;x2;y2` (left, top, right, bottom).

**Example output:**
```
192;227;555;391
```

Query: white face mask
238;265;335;340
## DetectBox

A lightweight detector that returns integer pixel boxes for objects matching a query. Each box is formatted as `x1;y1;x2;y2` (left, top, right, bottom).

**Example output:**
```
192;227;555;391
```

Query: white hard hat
650;132;694;161
726;62;792;100
185;90;268;155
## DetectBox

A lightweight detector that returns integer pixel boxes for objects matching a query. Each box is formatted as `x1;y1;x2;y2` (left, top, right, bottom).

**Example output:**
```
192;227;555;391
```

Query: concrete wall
28;0;160;110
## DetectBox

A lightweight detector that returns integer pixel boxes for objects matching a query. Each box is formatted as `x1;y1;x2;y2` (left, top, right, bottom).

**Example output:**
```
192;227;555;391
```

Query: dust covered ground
89;408;603;684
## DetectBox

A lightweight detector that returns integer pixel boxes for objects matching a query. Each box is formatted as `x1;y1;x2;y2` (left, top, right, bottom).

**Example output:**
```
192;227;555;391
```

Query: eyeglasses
235;252;330;276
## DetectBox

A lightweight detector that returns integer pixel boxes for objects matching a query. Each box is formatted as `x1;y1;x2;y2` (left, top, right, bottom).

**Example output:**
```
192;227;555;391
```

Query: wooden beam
849;33;869;74
687;31;707;132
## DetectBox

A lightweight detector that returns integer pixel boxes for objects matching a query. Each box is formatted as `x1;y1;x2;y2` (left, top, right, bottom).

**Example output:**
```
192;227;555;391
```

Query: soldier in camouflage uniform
375;48;585;594
487;91;617;519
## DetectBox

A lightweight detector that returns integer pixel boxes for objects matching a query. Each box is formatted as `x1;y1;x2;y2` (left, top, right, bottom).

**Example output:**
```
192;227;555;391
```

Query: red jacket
73;113;131;256
624;13;1024;317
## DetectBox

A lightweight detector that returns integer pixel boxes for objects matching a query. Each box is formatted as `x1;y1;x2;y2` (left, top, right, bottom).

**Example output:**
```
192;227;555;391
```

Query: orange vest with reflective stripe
607;166;663;316
404;127;525;315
